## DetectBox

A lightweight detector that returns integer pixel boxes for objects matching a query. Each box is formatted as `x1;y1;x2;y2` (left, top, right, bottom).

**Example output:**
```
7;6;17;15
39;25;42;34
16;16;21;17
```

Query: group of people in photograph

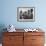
20;9;33;19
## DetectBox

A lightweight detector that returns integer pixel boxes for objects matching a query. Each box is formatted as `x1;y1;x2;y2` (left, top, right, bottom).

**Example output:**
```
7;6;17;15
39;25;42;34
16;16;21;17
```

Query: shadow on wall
0;24;7;43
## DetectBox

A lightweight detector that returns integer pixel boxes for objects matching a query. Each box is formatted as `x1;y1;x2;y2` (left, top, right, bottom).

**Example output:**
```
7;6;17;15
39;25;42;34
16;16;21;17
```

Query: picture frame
17;7;35;22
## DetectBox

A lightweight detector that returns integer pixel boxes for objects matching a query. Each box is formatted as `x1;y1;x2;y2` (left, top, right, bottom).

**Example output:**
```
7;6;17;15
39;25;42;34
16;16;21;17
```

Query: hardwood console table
2;29;45;46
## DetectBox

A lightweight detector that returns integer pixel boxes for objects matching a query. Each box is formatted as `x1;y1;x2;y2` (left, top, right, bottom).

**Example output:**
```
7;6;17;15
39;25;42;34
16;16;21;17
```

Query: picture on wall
17;7;35;22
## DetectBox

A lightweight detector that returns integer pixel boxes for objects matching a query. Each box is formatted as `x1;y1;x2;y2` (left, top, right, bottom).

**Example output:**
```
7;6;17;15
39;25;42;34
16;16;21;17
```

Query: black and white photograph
17;7;35;22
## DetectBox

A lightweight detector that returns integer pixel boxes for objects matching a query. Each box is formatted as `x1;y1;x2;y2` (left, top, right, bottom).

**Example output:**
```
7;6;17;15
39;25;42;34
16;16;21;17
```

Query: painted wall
0;0;46;29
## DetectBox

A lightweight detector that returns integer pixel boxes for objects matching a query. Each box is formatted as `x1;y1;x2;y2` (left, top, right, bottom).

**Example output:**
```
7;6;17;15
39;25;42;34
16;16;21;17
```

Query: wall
0;0;46;43
0;0;46;29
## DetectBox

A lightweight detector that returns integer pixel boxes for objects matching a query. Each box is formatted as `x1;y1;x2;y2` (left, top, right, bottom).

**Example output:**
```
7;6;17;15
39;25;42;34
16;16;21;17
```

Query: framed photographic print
17;7;35;22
